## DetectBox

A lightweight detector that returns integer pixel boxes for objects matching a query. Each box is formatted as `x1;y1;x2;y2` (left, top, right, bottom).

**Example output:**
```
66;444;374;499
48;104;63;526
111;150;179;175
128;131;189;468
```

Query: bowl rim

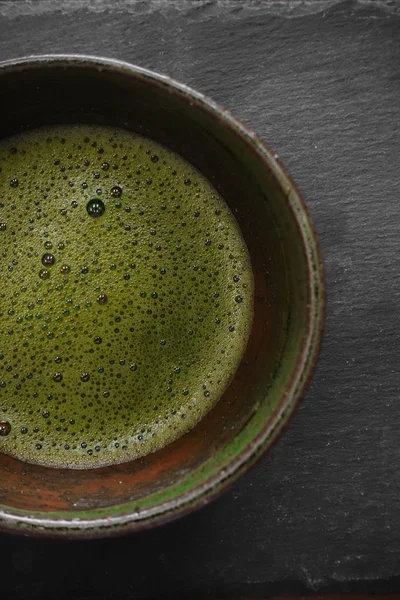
0;54;325;538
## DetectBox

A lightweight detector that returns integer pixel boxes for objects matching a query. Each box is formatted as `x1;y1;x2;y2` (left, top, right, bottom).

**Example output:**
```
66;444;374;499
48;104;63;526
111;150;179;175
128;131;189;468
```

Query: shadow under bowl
0;55;324;538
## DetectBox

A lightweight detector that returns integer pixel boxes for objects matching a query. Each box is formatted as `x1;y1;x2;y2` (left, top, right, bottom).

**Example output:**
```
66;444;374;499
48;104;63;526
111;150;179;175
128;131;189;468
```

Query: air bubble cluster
0;125;253;468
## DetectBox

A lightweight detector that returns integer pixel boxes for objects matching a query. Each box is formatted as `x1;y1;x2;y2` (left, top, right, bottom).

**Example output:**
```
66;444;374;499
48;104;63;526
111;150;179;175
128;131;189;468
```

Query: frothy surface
0;125;253;468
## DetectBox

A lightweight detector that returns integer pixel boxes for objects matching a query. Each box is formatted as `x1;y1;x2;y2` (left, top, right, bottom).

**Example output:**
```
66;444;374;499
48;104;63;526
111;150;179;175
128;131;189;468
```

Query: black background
1;1;400;598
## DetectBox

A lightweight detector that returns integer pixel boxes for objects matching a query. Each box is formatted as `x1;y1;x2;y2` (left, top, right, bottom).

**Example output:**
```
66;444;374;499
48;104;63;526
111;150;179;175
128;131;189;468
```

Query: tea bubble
86;199;105;218
41;253;55;266
39;269;49;279
110;186;122;197
0;421;11;436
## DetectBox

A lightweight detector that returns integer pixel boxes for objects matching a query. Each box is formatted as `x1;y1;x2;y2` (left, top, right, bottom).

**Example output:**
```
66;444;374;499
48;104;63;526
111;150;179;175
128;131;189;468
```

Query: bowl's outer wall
0;57;324;536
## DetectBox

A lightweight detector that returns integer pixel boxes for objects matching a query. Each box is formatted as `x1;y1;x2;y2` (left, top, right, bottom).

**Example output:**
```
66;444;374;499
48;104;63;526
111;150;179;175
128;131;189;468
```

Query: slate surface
0;0;400;598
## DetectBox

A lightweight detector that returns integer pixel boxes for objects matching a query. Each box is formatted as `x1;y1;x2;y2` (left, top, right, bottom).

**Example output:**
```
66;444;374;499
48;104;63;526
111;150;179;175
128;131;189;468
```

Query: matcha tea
0;125;253;468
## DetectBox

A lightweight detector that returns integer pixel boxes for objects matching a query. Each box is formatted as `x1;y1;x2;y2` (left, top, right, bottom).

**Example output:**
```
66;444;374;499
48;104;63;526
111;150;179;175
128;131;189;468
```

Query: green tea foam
0;125;254;468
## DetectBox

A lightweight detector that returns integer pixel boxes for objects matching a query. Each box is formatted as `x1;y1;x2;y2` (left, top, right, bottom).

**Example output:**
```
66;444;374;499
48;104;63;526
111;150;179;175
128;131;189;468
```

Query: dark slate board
1;0;400;597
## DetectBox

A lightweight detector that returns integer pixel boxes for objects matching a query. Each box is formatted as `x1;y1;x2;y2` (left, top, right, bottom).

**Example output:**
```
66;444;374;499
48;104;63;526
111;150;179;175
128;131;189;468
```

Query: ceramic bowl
0;55;324;537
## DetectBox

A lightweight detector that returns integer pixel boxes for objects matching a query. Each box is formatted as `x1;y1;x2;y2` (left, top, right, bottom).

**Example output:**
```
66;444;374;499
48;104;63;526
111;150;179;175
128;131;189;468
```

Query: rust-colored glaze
0;55;324;536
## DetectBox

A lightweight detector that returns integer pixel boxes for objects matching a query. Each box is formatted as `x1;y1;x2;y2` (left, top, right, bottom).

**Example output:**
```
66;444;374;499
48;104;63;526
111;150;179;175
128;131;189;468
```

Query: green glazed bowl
0;55;324;538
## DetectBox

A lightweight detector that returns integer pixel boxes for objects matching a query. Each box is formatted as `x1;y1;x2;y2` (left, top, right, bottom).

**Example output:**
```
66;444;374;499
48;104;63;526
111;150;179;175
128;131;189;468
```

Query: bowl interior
0;58;322;534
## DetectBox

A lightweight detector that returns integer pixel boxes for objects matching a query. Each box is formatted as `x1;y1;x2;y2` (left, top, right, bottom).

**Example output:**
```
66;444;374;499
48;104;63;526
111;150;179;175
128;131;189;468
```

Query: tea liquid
0;125;253;468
